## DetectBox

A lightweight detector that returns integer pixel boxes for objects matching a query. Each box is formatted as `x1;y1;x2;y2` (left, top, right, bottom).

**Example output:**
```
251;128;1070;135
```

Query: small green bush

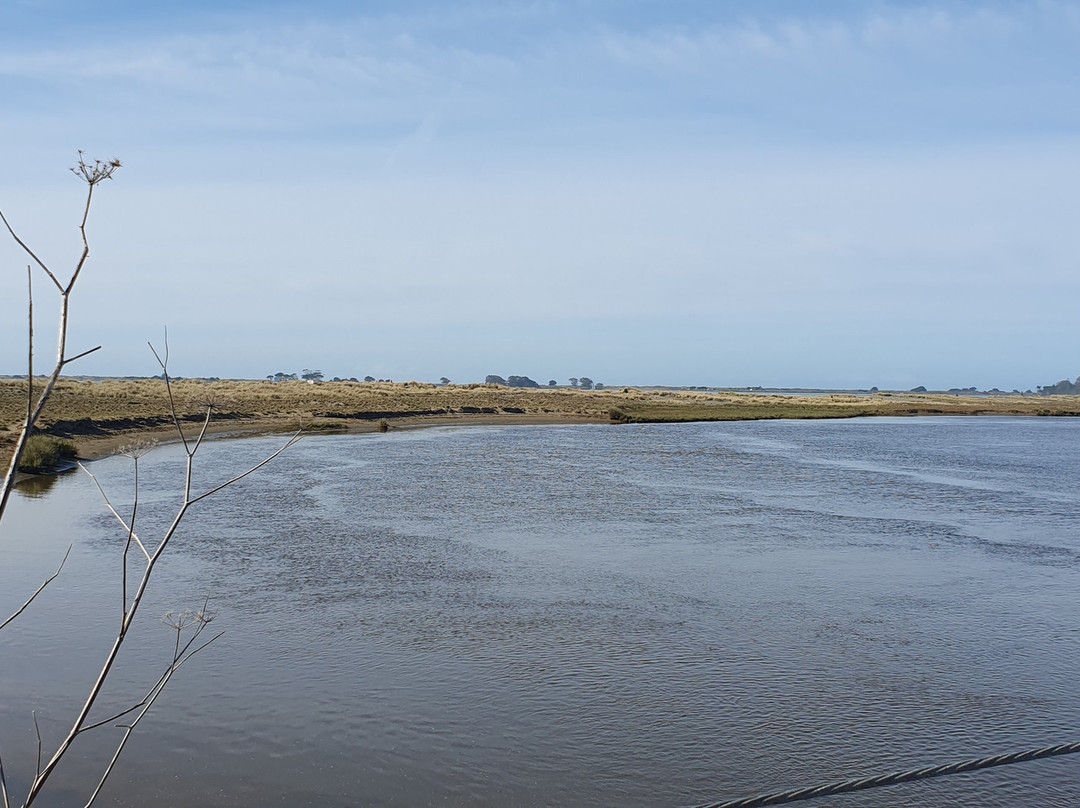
19;434;77;473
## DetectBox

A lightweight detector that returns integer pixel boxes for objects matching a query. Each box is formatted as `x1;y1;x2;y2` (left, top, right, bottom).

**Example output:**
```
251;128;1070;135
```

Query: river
1;417;1078;807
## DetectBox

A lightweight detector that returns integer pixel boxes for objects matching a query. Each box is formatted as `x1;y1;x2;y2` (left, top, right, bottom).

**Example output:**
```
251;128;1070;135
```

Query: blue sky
1;1;1078;389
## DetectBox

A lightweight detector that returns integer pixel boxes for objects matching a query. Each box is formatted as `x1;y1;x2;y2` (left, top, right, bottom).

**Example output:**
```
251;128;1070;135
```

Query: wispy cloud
593;4;1056;72
3;2;1077;154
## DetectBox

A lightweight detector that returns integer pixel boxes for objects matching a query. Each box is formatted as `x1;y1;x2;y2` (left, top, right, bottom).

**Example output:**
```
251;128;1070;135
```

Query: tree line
267;370;604;388
483;375;604;389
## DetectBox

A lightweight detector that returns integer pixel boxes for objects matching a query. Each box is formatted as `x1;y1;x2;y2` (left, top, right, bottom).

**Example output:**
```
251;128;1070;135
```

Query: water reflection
13;470;67;499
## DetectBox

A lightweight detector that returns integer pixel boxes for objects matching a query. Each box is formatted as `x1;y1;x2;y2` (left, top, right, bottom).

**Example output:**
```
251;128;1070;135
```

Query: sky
1;0;1078;390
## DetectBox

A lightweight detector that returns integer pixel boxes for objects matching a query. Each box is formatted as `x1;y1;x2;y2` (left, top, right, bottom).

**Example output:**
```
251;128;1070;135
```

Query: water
1;417;1078;807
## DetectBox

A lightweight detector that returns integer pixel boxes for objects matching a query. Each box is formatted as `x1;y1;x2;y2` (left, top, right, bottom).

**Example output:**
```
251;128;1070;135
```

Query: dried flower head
162;607;216;631
70;150;122;186
195;389;234;412
118;439;158;460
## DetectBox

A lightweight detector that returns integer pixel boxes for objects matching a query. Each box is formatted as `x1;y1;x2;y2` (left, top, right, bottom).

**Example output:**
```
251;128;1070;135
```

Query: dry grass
3;379;1080;465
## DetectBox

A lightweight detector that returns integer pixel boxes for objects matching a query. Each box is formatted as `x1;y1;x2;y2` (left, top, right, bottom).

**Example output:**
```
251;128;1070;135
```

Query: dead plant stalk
0;155;299;808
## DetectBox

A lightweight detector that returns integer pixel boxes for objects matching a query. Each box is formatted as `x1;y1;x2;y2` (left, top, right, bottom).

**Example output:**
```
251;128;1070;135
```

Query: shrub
18;434;77;473
506;375;540;388
377;419;390;432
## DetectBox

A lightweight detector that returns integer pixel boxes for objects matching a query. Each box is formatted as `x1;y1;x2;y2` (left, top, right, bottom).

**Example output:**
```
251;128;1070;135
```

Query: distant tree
507;375;540;388
440;377;451;385
594;382;604;390
548;380;557;387
485;375;508;385
579;377;594;390
364;376;375;382
301;368;324;382
1038;379;1079;396
349;377;359;382
271;371;292;383
569;378;579;388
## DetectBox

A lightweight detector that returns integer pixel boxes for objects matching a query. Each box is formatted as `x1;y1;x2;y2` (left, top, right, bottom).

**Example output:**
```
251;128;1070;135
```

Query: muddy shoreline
52;412;601;463
6;378;1080;472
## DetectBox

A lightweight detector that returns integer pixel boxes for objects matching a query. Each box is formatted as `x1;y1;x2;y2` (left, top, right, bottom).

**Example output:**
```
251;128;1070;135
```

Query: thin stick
25;267;32;429
81;631;222;808
32;714;42;781
0;547;71;632
26;413;298;805
148;333;190;454
60;345;102;366
0;741;10;808
189;431;302;505
0;210;62;292
0;160;113;527
77;465;149;562
123;457;140;622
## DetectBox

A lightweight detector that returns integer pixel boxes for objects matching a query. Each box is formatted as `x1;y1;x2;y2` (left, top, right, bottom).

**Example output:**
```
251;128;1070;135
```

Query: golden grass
3;379;1080;465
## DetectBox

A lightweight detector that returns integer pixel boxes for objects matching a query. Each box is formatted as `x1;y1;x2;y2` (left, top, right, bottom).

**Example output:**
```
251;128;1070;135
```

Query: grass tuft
19;434;78;473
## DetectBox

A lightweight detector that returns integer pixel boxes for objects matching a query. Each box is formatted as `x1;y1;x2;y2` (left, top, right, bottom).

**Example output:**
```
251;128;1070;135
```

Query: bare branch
76;703;141;736
124;456;138;622
78;464;150;562
81;628;221;808
32;714;42;781
1;155;300;808
190;405;214;457
60;345;103;366
0;547;71;632
28;417;293;803
0;744;10;808
188;431;303;505
149;331;191;454
0;210;62;292
1;153;117;529
26;268;33;426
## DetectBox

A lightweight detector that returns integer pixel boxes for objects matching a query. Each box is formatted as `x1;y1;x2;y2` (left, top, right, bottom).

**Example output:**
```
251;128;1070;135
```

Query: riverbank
4;378;1080;465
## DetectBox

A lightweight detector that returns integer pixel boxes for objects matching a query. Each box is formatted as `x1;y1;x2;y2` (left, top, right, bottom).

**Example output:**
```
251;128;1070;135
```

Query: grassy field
4;378;1080;465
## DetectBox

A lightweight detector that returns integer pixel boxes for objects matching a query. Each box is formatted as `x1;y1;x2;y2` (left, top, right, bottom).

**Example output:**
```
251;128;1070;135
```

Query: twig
2;155;295;808
32;714;41;782
0;746;10;808
0;547;71;632
81;621;221;808
0;211;61;292
189;431;303;505
25;267;32;430
25;384;298;806
148;333;190;455
77;465;149;562
0;154;118;529
60;346;102;366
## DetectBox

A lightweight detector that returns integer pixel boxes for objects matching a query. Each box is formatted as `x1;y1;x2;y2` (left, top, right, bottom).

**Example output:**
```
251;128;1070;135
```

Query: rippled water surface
2;417;1079;807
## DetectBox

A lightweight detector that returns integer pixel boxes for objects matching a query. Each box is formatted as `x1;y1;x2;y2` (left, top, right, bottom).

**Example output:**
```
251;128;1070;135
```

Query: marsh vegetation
3;379;1080;465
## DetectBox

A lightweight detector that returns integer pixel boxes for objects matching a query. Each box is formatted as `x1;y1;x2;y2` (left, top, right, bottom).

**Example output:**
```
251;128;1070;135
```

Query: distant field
4;378;1080;464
